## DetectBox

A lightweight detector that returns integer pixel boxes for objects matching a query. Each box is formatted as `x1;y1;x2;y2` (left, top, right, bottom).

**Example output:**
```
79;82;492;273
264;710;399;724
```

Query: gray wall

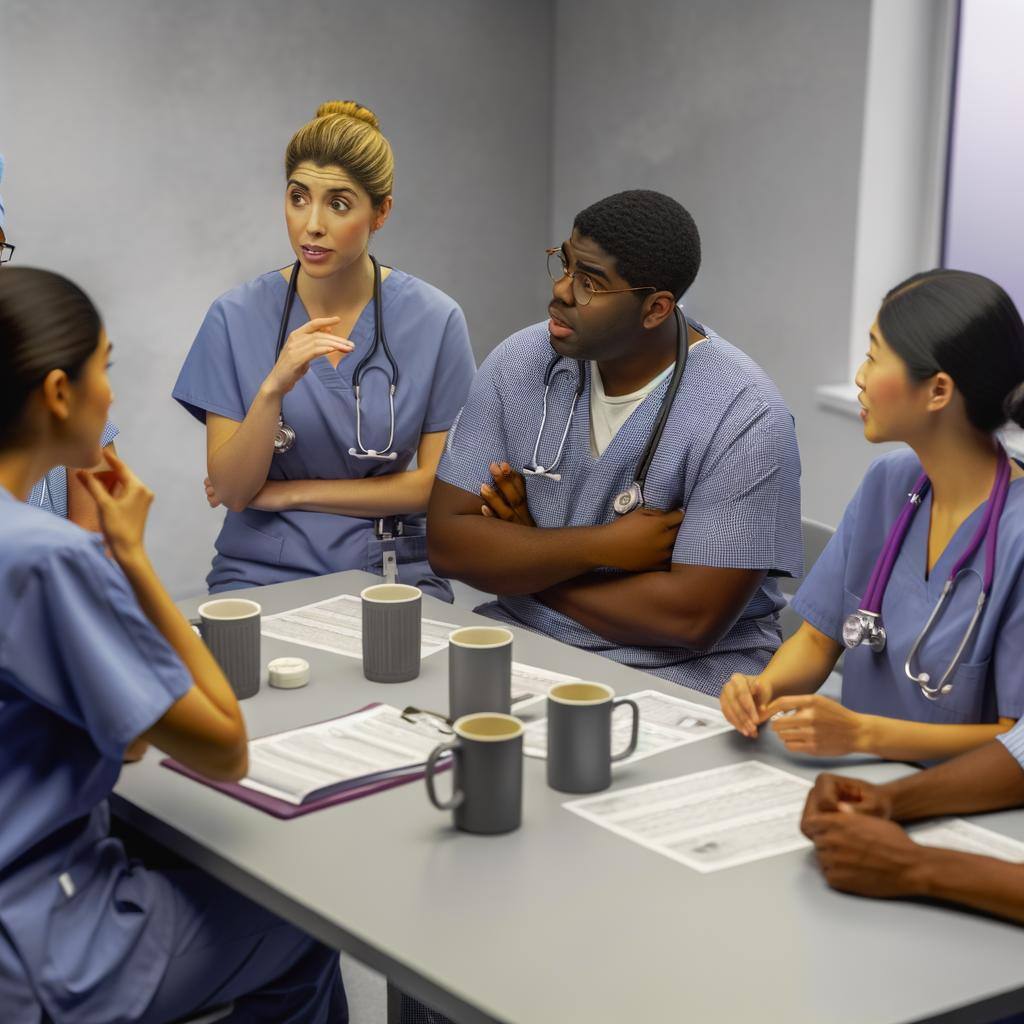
550;0;887;528
4;0;930;591
1;0;553;596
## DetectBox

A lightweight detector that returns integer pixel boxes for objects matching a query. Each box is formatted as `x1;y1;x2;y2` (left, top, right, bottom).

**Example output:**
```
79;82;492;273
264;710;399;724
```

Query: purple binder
161;703;448;820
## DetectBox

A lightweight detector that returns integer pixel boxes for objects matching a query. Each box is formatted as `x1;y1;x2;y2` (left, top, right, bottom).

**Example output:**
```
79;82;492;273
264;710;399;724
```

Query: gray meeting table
112;571;1024;1023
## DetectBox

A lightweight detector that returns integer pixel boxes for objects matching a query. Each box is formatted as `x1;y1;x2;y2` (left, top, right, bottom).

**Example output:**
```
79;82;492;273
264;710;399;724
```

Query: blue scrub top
173;267;476;594
26;420;119;517
437;320;804;696
792;449;1024;725
0;488;192;1023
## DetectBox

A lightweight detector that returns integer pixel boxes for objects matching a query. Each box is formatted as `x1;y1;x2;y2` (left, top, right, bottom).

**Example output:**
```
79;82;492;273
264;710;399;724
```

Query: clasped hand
265;317;354;396
720;677;867;756
800;774;923;898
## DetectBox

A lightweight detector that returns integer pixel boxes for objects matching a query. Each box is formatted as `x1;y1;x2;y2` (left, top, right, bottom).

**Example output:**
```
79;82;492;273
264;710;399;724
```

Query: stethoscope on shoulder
272;254;399;461
842;446;1011;700
524;305;693;516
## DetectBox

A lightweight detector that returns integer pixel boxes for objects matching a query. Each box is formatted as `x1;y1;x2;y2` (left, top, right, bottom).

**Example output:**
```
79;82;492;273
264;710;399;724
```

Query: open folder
162;703;451;819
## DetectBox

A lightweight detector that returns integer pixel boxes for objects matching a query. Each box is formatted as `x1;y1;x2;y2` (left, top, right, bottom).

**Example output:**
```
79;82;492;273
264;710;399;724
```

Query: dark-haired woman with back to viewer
721;270;1024;763
0;268;347;1022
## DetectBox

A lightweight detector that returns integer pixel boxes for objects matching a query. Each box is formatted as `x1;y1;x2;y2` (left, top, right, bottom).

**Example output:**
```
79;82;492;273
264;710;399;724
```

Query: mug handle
610;698;640;762
425;740;464;810
189;616;204;638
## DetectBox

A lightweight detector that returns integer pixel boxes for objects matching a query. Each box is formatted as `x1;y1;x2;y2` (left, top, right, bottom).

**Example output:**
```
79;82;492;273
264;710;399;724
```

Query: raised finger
735;683;760;734
305;335;355;352
296;341;354;365
301;316;342;332
480;483;516;520
509;469;529;503
764;695;813;717
76;469;114;508
491;468;523;509
724;688;756;738
100;448;134;487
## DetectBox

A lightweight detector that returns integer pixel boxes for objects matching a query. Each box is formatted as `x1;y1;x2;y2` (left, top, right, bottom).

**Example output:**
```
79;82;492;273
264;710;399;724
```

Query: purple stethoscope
842;448;1011;701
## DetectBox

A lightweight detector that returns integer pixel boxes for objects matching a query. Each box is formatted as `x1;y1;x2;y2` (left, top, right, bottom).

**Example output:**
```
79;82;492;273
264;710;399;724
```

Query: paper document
510;663;583;717
240;704;450;805
565;761;812;873
524;688;731;764
911;818;1024;862
260;594;458;659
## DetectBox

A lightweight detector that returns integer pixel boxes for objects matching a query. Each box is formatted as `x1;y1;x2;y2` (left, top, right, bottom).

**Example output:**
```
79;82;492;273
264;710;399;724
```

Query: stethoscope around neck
272;254;399;460
523;305;691;516
841;447;1011;700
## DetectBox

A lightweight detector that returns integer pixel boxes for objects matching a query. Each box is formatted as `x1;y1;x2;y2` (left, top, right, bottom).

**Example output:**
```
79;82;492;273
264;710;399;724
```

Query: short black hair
573;190;701;300
878;269;1024;433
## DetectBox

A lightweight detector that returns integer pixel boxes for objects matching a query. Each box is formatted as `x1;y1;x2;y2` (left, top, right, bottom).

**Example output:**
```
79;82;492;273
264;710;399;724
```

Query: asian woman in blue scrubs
173;100;476;597
721;270;1024;761
0;269;346;1022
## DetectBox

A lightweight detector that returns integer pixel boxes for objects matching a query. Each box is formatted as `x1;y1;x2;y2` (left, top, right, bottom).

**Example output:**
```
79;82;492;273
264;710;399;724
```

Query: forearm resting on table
883;737;1024;822
859;716;1015;763
906;847;1024;924
206;396;281;513
539;564;766;649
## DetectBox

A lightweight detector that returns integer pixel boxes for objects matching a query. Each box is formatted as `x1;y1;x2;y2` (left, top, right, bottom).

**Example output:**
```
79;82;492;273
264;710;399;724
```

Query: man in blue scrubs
428;190;803;695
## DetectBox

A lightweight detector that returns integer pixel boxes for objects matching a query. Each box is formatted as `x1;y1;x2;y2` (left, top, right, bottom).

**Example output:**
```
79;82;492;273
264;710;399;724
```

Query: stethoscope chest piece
841;449;1010;701
613;482;644;516
842;610;886;653
274;416;296;455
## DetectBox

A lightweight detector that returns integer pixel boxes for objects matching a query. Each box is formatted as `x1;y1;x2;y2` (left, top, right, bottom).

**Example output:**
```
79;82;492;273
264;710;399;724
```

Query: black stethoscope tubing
272;255;399;458
529;306;693;513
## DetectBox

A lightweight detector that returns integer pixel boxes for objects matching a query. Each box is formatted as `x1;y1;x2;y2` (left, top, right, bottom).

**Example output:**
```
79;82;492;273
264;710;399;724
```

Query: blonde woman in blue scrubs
721;271;1024;761
174;101;475;596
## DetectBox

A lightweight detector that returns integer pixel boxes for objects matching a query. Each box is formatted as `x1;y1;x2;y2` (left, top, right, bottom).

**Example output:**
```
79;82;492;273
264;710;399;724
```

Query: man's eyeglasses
546;247;655;307
0;242;14;265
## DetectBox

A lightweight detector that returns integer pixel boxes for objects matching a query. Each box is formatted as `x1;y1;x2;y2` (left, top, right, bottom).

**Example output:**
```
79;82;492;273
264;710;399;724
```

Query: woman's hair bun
315;100;380;131
1005;382;1024;429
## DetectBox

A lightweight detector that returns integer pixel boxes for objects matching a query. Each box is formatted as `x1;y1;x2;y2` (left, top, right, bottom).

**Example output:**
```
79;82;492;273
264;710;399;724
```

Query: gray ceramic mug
448;626;513;719
546;682;640;793
425;713;524;834
361;583;422;683
190;598;261;700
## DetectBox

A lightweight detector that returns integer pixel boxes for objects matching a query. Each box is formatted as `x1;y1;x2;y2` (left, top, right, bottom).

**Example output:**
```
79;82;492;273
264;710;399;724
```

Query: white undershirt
589;361;675;458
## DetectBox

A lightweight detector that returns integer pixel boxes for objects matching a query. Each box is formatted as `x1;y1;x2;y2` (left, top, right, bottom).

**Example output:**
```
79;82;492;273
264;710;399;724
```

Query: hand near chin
76;451;154;565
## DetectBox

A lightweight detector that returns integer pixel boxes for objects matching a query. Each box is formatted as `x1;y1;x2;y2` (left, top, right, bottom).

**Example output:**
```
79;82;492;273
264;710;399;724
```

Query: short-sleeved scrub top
27;419;119;516
792;449;1024;725
0;488;193;1023
173;268;476;597
436;320;804;696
